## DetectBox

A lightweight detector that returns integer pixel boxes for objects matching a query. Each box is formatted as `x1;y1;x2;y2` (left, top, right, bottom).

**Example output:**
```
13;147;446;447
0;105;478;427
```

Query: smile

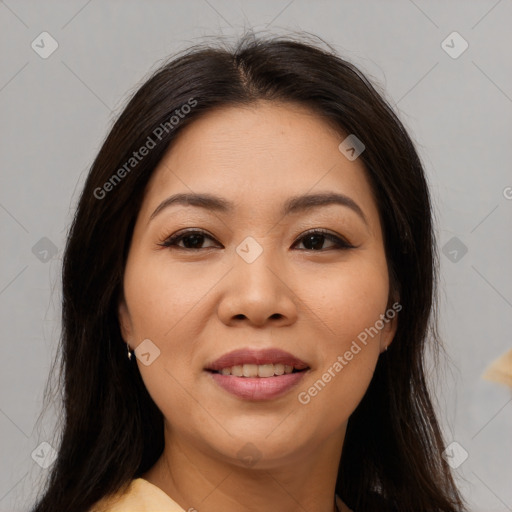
211;363;307;378
204;348;311;400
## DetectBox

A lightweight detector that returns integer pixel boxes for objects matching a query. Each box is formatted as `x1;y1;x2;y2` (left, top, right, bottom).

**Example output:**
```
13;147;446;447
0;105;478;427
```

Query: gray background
1;1;511;511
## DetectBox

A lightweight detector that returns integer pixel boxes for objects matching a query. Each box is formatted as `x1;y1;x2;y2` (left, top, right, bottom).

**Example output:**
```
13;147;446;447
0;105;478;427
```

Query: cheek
301;260;390;348
293;262;388;420
123;256;220;340
122;258;218;402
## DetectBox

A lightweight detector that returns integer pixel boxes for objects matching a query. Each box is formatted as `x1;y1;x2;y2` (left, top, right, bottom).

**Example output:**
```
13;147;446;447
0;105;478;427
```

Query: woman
31;33;466;512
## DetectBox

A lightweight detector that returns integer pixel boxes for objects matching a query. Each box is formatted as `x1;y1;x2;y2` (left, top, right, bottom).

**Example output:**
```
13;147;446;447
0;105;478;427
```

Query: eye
158;228;355;252
292;229;354;251
158;229;220;250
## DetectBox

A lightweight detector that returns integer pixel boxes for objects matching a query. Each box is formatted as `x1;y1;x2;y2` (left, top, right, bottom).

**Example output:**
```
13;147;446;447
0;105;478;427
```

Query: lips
204;348;310;400
205;348;309;372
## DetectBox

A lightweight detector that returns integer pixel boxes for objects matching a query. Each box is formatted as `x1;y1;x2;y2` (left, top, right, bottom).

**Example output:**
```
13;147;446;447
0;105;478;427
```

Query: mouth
204;348;310;400
205;347;310;375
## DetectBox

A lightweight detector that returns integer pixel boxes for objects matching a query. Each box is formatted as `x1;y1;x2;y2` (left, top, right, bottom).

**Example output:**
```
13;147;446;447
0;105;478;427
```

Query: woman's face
118;101;397;468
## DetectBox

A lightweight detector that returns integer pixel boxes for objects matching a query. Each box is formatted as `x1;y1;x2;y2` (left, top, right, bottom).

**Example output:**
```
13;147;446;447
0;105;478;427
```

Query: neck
143;423;349;512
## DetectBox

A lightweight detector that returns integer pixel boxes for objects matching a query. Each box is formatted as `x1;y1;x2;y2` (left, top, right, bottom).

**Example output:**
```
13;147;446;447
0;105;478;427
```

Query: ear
379;301;401;353
118;295;133;345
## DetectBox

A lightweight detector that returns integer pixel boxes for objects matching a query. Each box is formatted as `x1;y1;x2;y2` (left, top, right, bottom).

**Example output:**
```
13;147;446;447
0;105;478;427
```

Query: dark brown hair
31;33;466;512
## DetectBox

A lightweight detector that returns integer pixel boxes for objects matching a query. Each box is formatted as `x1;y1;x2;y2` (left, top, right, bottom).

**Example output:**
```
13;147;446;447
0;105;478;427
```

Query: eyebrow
149;191;368;225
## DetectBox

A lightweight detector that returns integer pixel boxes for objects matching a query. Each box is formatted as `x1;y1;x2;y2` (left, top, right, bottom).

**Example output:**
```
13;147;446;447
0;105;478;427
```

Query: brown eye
158;228;354;252
159;230;220;250
293;229;354;251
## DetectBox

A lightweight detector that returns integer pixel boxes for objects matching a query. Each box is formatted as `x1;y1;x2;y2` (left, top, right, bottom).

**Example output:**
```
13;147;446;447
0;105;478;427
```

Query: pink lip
204;348;310;401
209;371;308;401
205;348;309;372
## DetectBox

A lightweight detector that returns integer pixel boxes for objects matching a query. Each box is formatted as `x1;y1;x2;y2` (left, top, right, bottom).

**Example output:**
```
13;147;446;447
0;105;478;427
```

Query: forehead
139;101;380;226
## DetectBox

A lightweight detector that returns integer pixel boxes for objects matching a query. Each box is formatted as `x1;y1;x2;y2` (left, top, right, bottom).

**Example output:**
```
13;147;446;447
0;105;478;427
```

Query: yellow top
90;478;346;511
90;478;186;512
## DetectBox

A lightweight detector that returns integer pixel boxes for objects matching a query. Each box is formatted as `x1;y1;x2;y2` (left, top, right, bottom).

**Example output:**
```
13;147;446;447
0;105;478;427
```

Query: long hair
31;33;466;512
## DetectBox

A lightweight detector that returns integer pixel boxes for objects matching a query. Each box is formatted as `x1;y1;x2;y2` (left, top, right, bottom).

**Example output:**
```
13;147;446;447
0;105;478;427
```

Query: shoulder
89;478;186;512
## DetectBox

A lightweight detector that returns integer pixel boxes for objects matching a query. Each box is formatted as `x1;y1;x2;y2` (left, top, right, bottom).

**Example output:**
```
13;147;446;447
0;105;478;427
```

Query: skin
118;101;398;512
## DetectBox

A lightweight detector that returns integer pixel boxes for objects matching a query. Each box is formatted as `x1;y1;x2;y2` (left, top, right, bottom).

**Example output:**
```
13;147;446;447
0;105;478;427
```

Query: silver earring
127;342;133;360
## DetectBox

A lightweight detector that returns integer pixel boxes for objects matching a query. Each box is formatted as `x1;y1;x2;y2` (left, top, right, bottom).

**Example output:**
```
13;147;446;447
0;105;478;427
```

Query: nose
217;246;299;328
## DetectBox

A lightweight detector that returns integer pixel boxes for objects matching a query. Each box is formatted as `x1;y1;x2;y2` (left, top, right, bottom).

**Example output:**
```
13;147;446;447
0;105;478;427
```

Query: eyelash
157;228;355;252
